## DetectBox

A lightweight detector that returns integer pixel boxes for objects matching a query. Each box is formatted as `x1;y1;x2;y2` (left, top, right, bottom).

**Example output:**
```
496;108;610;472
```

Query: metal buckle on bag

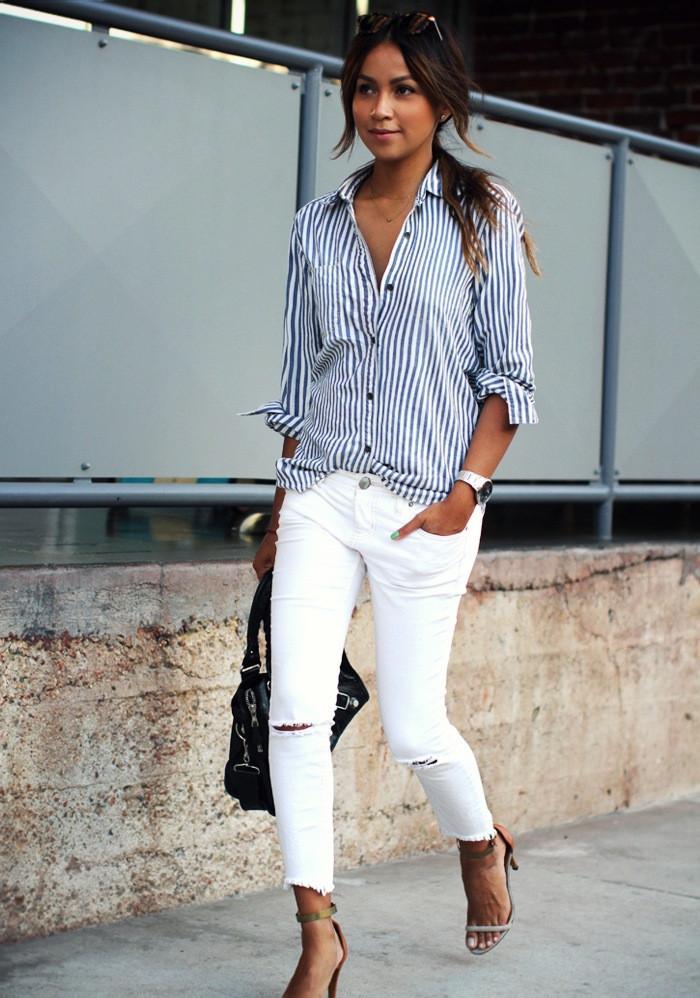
241;662;260;672
336;692;360;710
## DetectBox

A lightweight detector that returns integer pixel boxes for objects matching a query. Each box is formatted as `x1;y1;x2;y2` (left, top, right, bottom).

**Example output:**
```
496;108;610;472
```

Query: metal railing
3;0;700;541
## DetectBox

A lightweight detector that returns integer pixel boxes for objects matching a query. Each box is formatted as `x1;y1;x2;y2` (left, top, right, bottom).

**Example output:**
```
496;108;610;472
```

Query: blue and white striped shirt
237;156;538;506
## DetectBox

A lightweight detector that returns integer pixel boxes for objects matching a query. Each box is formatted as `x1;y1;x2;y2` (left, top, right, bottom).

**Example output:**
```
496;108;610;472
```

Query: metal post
296;64;323;210
597;137;628;543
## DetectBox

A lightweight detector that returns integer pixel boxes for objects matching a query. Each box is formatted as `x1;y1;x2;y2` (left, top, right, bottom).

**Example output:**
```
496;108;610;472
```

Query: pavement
1;794;698;998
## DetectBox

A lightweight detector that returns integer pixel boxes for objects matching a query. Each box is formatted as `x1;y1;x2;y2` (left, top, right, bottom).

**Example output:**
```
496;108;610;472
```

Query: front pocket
393;495;458;538
417;502;484;539
417;525;466;540
310;263;345;335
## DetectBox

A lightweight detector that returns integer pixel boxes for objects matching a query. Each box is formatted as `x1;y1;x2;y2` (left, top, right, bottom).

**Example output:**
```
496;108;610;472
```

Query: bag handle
240;568;273;675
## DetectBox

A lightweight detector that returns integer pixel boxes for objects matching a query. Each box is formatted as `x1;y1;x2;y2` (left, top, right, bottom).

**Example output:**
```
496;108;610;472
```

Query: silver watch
455;469;493;506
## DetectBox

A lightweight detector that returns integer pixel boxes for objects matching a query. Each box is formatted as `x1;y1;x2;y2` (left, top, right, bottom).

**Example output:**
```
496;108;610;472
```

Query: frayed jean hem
282;877;335;896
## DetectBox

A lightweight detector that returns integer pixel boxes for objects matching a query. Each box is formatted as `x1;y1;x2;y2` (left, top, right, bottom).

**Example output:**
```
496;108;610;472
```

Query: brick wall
472;1;700;145
245;0;350;58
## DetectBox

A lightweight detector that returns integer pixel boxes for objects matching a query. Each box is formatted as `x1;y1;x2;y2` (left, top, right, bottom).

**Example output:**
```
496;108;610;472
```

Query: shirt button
364;444;371;453
404;231;410;238
386;283;394;291
367;391;373;400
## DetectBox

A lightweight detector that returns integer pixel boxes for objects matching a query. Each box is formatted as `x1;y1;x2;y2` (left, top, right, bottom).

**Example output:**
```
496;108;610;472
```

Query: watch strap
455;470;493;504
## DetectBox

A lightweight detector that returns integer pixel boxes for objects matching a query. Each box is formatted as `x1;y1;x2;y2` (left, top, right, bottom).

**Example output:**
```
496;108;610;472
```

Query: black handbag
224;567;369;815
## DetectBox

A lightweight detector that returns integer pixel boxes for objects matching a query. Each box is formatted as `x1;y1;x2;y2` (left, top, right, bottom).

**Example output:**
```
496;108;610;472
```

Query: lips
369;129;399;134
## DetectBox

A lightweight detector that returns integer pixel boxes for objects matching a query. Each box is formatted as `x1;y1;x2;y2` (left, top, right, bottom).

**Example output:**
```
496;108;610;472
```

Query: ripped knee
270;718;334;734
409;755;439;769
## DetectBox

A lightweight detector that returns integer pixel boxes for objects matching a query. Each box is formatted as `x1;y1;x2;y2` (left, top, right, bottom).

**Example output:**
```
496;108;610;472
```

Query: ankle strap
296;903;337;923
458;835;496;859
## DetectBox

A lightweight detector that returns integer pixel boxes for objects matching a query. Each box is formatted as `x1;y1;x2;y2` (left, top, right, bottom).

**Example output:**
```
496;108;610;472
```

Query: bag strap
240;568;273;676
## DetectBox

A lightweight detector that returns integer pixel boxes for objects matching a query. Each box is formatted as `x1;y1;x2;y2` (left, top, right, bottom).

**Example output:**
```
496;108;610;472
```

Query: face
352;41;444;162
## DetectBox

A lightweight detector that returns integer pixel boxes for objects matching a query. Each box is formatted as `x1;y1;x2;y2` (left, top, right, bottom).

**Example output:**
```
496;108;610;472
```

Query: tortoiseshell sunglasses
357;11;444;42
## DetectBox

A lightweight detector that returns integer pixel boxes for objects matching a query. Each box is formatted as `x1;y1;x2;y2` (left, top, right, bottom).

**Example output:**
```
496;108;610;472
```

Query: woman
238;10;540;996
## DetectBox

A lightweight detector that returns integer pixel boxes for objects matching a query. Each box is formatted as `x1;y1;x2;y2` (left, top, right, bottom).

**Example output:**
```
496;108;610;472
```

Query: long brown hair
330;12;542;280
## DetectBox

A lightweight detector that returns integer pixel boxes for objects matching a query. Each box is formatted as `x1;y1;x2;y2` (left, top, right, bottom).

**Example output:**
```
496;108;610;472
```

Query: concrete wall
1;541;698;943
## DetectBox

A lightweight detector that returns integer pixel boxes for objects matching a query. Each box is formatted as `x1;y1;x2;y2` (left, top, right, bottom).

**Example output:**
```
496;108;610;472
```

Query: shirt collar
327;156;442;207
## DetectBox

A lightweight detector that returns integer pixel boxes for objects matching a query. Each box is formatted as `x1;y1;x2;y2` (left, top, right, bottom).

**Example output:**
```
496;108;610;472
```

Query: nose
370;90;393;121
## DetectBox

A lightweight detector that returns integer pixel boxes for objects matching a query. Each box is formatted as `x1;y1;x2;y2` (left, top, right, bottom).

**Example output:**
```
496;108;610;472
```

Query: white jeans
268;468;496;896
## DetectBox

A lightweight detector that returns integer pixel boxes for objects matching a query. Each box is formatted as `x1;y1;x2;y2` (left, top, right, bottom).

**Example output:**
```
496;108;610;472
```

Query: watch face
478;480;493;503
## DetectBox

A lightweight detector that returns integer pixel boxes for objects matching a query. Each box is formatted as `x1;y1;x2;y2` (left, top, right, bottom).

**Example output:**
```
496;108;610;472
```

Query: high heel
461;822;519;956
295;903;349;997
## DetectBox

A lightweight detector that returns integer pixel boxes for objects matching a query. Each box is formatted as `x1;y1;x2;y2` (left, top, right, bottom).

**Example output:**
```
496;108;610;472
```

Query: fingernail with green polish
390;530;399;539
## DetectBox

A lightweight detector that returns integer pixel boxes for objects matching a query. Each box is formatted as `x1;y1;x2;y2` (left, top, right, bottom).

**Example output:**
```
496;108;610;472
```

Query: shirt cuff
236;400;306;437
473;372;539;425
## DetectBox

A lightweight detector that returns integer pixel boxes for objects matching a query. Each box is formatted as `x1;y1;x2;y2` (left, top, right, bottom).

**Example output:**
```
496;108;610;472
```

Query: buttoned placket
345;188;427;484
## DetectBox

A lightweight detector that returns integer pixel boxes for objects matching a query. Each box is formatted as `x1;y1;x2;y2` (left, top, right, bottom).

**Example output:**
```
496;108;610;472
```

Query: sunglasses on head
356;10;444;42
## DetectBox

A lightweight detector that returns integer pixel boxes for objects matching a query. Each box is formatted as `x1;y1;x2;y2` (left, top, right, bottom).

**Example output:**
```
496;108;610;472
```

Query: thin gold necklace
367;176;416;223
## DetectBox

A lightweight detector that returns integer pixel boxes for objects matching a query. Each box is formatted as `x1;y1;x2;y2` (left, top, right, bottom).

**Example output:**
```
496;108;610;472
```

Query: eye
355;83;416;95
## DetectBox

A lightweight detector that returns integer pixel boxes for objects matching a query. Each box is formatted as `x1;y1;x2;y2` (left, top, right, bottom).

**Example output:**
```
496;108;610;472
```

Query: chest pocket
310;262;348;337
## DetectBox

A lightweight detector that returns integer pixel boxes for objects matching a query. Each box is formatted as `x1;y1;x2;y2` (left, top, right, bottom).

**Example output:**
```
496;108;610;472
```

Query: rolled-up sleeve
236;214;321;438
470;188;539;425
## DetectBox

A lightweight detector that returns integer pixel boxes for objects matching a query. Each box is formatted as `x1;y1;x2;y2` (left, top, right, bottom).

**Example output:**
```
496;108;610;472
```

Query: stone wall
1;542;698;942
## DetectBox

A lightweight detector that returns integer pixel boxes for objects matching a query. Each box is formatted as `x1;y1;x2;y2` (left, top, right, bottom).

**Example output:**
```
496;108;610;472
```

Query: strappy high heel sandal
295;903;349;998
461;822;519;956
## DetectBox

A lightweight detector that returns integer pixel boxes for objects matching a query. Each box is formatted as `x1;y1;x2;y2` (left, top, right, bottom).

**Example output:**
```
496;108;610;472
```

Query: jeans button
358;476;371;489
